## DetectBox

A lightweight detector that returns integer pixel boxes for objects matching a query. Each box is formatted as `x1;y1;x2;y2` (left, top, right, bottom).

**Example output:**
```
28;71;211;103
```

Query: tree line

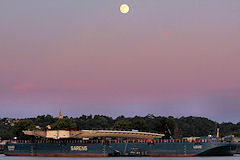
0;115;240;139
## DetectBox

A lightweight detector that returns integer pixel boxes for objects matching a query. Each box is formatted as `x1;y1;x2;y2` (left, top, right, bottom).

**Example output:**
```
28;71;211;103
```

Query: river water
0;154;240;160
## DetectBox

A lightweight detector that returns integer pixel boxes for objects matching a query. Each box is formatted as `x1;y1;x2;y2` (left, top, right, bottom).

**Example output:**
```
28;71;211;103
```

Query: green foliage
0;119;13;139
51;118;77;130
93;115;114;129
219;122;239;137
113;120;132;131
31;115;57;128
175;116;217;137
12;120;35;139
131;116;148;132
73;115;114;130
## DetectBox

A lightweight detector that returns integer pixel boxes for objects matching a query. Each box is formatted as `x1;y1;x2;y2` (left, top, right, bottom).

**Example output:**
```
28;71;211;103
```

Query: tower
58;108;63;119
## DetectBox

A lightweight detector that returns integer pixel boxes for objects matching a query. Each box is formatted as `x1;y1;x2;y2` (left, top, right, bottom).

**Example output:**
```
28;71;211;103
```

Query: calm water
0;154;240;160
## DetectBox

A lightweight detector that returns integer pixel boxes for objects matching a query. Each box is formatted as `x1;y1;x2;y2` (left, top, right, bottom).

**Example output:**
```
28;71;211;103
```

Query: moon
120;4;130;14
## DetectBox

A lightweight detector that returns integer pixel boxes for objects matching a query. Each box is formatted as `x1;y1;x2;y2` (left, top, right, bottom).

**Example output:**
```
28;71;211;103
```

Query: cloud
12;84;38;92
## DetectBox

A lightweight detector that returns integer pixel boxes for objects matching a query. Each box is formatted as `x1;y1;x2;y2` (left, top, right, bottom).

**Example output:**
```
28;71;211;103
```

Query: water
0;154;240;160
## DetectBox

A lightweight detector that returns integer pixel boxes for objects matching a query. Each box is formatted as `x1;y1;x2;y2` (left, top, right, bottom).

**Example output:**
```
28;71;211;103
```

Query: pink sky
0;0;240;122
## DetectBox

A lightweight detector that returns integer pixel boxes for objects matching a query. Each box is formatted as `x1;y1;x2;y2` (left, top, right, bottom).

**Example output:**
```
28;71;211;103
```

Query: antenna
165;124;173;139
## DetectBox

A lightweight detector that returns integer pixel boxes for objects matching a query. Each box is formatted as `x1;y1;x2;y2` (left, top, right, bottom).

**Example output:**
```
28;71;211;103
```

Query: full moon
120;4;130;14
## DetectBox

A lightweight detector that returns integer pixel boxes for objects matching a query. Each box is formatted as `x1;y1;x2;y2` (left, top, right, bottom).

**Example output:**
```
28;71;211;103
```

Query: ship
4;129;238;157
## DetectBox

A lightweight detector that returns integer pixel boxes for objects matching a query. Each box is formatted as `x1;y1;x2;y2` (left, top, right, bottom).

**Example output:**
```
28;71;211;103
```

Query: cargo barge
4;130;238;157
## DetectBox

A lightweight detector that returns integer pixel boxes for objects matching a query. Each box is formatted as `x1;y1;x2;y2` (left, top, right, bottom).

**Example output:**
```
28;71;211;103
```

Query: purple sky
1;0;240;122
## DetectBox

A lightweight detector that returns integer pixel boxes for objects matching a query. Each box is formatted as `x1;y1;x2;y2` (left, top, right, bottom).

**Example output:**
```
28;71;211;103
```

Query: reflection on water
0;154;239;160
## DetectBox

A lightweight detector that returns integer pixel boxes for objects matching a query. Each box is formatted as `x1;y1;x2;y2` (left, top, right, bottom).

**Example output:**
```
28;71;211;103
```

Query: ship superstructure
23;130;164;139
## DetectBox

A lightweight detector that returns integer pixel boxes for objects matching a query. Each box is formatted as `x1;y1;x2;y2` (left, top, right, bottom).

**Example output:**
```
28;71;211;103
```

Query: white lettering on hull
193;145;202;149
8;146;15;151
71;146;88;151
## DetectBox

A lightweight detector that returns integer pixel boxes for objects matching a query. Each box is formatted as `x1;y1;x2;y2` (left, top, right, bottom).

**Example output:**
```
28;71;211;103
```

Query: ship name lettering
8;146;15;151
71;146;88;151
193;145;202;149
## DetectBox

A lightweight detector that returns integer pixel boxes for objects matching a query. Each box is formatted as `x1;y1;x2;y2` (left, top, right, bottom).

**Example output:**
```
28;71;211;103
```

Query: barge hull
4;142;237;157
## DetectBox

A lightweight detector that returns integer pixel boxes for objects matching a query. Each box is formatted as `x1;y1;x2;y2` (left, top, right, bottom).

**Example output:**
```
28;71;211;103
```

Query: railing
5;138;225;144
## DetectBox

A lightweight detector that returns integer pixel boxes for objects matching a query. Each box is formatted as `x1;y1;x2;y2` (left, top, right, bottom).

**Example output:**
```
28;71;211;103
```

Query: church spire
59;108;63;119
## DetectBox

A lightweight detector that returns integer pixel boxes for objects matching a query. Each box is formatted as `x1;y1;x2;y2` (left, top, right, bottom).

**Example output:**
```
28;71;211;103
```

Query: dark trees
12;120;35;139
51;118;77;130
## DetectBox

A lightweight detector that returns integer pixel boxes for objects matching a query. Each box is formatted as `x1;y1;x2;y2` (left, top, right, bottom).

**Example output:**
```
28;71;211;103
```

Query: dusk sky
1;0;240;122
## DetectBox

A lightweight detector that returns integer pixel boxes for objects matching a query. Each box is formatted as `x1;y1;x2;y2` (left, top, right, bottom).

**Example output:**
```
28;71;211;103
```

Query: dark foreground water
0;154;240;160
